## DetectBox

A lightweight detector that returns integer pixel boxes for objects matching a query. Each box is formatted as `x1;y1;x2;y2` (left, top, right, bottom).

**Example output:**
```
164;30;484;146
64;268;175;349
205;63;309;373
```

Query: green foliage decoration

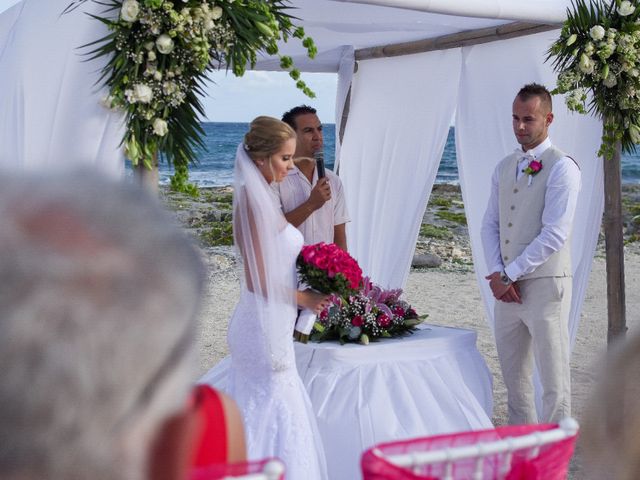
548;0;640;158
64;0;317;174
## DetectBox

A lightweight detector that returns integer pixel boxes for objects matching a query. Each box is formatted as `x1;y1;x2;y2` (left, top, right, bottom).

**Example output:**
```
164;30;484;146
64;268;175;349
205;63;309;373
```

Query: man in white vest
481;83;581;424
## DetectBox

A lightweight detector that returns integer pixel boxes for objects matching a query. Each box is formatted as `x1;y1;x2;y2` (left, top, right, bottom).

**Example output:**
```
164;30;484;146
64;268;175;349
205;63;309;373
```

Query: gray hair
0;170;204;479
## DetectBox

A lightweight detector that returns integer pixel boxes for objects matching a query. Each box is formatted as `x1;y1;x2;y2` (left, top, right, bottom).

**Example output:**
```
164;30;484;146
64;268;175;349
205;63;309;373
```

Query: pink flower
523;159;543;176
377;313;391;328
351;315;364;327
392;305;405;317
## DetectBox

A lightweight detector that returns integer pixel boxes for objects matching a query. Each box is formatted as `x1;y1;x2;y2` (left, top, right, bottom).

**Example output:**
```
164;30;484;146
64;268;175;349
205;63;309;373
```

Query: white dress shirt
481;137;582;281
275;165;350;245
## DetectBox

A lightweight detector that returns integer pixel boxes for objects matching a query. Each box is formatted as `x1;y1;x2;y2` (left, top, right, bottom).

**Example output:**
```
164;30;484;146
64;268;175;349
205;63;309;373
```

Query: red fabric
190;458;285;480
190;385;227;468
361;423;578;480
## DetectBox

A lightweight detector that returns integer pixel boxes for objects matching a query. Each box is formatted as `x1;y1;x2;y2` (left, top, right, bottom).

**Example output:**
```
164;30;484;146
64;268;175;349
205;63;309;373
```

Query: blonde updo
243;116;296;161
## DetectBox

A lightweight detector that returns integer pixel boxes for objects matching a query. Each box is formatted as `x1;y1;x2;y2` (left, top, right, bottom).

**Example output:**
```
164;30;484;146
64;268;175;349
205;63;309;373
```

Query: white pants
494;276;572;424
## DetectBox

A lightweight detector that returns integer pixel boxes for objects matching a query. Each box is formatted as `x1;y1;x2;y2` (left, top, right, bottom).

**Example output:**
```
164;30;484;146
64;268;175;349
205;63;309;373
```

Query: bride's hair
243;116;295;161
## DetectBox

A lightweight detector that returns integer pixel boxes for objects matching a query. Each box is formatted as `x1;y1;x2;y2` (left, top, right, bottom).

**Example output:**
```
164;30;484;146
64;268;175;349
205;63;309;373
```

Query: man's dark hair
282;105;317;130
516;83;552;112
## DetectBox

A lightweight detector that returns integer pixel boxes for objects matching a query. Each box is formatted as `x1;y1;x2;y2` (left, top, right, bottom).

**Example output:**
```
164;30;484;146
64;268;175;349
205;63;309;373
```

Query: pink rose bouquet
296;242;363;296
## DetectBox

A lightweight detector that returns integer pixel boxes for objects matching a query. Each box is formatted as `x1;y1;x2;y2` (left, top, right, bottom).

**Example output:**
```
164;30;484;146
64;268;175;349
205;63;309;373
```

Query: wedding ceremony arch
0;0;622;413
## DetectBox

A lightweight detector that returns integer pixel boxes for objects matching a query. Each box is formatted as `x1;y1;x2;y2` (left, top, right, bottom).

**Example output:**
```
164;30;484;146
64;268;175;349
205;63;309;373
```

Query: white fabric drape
0;0;125;177
455;30;603;414
333;46;355;170
340;49;461;288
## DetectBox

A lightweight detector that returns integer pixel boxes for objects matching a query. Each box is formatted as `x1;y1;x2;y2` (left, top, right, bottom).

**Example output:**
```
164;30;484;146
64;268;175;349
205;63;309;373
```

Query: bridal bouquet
295;242;363;340
297;242;363;295
311;278;427;345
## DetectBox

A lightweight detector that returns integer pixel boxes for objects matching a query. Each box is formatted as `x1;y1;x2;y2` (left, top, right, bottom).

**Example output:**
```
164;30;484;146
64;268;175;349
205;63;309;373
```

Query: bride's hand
298;289;330;315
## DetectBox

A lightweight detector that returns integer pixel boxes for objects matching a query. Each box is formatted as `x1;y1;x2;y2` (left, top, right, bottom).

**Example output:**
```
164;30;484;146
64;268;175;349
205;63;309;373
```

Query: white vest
497;146;572;280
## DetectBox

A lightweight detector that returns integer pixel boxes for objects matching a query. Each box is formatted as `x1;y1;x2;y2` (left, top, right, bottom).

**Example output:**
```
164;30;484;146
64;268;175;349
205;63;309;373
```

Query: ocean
148;122;640;186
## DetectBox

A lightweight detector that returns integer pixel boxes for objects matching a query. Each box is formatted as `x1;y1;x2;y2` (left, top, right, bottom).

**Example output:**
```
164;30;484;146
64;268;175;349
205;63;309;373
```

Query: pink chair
361;418;579;480
190;458;285;480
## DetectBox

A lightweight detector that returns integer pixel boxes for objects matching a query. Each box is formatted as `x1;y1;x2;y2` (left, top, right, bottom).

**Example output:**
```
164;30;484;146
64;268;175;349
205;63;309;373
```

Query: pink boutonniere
522;159;543;186
523;159;543;176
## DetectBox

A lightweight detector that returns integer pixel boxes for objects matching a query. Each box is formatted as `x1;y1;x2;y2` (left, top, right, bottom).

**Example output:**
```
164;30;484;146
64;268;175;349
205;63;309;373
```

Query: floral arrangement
64;0;316;180
311;278;427;345
296;242;363;296
548;0;640;158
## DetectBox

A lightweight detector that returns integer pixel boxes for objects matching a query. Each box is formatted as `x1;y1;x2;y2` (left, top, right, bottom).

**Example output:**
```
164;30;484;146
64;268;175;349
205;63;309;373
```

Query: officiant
274;105;350;252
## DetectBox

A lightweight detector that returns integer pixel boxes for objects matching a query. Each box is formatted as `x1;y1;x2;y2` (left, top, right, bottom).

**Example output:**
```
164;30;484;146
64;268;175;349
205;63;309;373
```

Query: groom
480;83;581;424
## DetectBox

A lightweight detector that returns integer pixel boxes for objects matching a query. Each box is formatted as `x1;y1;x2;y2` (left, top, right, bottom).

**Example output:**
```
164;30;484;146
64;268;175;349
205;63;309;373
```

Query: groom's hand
485;272;512;301
500;283;522;304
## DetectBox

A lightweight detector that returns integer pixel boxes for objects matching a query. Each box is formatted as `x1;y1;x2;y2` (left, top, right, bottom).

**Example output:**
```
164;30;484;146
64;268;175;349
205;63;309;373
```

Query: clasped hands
485;272;522;303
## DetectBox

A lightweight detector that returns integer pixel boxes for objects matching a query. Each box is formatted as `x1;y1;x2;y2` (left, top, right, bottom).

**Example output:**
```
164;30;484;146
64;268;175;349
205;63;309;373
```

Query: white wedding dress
201;222;328;480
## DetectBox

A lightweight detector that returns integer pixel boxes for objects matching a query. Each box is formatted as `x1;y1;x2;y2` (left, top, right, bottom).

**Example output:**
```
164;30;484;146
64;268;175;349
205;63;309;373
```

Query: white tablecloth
294;324;494;480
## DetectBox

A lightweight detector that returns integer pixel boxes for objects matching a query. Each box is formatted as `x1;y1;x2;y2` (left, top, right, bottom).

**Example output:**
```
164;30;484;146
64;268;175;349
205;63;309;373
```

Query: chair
361;417;579;480
190;458;285;480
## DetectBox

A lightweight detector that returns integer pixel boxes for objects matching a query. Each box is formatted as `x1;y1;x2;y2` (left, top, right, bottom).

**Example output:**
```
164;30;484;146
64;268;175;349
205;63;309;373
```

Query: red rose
377;313;391;328
351;315;364;327
392;305;405;317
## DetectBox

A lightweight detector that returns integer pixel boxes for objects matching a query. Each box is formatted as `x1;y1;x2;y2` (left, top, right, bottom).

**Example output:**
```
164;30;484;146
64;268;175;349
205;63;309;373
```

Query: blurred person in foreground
0;170;234;480
581;331;640;480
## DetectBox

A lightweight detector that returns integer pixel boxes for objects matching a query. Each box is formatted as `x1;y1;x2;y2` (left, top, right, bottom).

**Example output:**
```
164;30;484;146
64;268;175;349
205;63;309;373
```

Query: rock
412;253;442;268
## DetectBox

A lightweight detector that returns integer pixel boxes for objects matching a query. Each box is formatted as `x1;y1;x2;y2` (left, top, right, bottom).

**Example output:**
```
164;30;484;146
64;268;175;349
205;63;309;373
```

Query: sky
0;0;339;123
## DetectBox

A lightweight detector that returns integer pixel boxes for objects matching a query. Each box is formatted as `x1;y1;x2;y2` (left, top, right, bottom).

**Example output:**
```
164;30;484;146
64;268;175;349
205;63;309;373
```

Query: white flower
566;33;577;46
120;0;140;23
603;73;618;88
579;53;594;74
147;50;157;61
210;6;223;20
152;118;169;137
153;70;163;81
156;34;175;54
163;81;178;95
590;25;605;41
100;94;116;110
133;83;153;103
618;0;635;16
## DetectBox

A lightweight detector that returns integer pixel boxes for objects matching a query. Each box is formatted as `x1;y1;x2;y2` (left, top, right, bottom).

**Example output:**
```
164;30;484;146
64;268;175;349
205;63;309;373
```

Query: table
294;324;493;480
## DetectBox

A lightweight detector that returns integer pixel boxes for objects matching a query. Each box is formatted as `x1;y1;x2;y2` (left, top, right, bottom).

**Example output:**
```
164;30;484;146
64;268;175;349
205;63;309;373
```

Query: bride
201;117;329;479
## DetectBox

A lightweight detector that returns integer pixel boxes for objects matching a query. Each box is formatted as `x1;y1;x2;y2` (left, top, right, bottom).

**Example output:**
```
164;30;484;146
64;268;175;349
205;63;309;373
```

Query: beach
163;183;640;477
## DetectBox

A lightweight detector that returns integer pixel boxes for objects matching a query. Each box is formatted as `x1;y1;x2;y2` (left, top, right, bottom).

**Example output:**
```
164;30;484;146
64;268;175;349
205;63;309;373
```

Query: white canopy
0;0;603;417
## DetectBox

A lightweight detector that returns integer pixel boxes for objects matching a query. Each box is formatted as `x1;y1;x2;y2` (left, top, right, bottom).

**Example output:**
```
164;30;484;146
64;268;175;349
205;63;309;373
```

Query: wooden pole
355;22;558;60
134;153;159;194
603;136;627;344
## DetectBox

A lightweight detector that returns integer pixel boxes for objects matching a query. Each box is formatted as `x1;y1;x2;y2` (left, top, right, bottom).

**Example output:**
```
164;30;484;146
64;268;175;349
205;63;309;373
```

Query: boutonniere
522;159;543;186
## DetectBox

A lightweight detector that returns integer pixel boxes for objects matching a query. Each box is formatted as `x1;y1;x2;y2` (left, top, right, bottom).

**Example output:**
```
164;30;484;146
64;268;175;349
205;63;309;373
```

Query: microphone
314;150;326;179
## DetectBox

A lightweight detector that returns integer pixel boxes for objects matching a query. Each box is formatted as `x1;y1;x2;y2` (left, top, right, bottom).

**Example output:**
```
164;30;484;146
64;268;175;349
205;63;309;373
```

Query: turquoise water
146;122;640;187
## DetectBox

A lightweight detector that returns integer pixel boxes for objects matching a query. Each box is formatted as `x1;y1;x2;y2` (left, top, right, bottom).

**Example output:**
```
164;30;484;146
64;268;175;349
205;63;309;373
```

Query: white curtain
0;0;125;177
455;31;604;414
340;49;461;288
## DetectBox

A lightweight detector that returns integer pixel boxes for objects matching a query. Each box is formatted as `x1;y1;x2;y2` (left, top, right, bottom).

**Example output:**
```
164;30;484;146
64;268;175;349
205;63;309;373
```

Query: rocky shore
160;182;640;271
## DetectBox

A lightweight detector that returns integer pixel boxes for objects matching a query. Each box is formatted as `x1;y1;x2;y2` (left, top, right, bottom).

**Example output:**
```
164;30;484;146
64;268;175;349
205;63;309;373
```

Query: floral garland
548;0;640;159
65;0;316;173
312;279;427;345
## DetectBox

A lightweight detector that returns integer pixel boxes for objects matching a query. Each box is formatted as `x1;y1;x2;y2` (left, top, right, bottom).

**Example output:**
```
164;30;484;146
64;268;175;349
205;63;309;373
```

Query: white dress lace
200;224;327;479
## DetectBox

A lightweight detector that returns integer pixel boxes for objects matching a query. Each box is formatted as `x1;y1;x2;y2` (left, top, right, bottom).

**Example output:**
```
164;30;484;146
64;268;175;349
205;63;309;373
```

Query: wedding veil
231;143;297;371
